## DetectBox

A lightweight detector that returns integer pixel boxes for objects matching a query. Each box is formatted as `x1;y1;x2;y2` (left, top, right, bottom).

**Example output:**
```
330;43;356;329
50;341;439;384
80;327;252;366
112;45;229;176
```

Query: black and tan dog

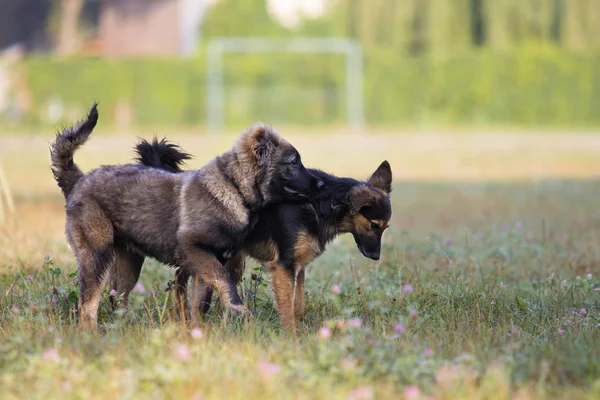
130;138;392;331
50;104;323;329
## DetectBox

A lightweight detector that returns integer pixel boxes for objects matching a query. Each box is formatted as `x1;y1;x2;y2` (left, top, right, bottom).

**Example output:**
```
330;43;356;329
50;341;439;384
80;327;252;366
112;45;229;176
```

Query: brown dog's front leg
174;268;190;322
294;268;306;320
270;264;298;333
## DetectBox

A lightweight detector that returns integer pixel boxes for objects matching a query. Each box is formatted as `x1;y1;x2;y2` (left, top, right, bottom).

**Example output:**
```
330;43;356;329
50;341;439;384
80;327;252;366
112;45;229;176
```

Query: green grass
1;180;600;399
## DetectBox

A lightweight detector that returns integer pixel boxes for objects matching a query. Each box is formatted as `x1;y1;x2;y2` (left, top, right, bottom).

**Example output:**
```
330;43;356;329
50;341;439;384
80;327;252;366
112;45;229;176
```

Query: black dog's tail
134;136;192;173
50;103;99;198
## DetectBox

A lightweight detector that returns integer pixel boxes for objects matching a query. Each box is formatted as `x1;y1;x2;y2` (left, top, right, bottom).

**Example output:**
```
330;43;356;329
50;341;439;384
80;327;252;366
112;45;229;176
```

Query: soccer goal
205;37;364;132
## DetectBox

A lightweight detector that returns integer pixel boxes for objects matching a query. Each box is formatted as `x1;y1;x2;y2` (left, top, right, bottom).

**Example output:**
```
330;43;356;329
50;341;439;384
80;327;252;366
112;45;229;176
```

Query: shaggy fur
50;105;323;329
132;139;392;331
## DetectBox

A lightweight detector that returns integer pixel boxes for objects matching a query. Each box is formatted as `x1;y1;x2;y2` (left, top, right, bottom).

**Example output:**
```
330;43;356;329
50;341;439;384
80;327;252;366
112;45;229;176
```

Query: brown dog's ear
348;185;377;215
368;160;392;194
249;124;278;167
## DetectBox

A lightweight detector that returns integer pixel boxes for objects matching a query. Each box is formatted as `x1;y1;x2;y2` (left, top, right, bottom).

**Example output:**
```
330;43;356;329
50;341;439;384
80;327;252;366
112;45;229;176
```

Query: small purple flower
596;287;600;292
11;305;20;314
151;290;157;296
349;318;362;329
402;284;414;293
394;323;406;334
566;319;572;325
330;284;341;295
50;298;57;305
109;289;117;296
502;224;509;231
444;237;453;246
132;282;145;294
558;328;566;335
26;275;34;281
63;295;69;300
509;326;519;336
408;307;418;318
423;348;433;357
579;308;587;316
45;254;52;262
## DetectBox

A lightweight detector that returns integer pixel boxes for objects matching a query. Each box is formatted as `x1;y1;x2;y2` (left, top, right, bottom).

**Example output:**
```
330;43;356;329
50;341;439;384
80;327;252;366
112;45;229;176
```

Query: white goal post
205;37;364;132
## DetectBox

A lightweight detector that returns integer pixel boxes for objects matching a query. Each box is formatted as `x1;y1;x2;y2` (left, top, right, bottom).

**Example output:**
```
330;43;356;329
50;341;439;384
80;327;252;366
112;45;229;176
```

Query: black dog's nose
316;180;325;190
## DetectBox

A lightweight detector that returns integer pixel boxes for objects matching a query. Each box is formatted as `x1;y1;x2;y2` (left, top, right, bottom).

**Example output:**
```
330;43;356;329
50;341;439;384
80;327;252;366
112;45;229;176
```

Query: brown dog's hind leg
181;245;249;322
190;278;213;319
193;251;245;317
196;251;245;317
109;245;144;308
270;263;298;333
68;201;115;330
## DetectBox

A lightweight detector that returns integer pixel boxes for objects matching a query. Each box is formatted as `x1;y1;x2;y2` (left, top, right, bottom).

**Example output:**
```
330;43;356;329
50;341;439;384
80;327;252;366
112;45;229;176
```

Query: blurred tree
203;0;288;37
56;0;84;56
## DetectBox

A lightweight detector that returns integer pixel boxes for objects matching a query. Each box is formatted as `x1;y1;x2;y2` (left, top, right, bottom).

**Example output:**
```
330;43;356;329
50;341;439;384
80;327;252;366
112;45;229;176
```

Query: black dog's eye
290;157;299;167
370;222;379;230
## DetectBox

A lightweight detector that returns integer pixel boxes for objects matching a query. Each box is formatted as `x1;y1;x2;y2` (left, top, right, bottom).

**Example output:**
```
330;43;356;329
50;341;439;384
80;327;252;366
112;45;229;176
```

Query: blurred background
2;0;600;262
0;0;599;130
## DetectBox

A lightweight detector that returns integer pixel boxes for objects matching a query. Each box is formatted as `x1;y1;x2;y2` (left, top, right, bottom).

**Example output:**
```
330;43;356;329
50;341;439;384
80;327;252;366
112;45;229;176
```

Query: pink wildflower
347;386;373;400
318;326;332;340
349;318;362;329
394;323;406;334
257;359;281;381
191;328;203;339
132;282;145;294
173;344;191;361
43;348;61;363
403;385;422;400
330;284;341;295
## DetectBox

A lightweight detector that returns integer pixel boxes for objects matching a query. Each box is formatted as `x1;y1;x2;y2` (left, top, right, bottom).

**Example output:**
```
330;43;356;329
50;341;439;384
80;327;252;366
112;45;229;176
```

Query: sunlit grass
2;178;600;399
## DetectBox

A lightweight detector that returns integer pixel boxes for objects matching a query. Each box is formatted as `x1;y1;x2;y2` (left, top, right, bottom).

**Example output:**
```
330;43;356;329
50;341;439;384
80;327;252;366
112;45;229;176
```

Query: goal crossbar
206;37;364;131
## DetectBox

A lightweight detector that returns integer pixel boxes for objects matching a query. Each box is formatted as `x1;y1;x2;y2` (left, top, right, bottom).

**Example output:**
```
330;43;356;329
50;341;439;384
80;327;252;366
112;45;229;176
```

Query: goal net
205;37;364;131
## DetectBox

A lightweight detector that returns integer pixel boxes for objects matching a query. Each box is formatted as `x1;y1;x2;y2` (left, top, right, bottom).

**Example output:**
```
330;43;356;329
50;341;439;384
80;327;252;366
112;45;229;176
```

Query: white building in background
267;0;327;28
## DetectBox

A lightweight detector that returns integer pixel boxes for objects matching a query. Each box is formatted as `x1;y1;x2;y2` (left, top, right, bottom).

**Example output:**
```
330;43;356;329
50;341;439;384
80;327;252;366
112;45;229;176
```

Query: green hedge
14;46;600;128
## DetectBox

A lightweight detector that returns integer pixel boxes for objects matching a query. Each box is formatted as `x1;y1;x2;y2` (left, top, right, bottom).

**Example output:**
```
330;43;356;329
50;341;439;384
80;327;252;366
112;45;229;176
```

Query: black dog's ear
368;160;392;194
250;124;277;167
348;185;377;215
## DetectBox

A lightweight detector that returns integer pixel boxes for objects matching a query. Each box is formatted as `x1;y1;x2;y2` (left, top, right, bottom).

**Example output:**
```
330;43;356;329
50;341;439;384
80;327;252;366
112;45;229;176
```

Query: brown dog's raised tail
50;103;99;198
134;136;191;173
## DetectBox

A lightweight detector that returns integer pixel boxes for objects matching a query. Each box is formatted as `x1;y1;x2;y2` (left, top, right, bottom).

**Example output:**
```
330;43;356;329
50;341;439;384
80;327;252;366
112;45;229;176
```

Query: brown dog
133;138;392;331
50;104;323;329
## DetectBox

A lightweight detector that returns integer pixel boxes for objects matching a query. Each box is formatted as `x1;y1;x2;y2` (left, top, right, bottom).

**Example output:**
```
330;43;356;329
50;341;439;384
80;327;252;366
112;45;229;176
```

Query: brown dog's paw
228;304;253;317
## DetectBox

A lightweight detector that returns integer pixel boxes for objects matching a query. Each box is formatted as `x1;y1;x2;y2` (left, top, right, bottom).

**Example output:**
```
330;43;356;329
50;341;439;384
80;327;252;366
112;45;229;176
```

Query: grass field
1;131;600;399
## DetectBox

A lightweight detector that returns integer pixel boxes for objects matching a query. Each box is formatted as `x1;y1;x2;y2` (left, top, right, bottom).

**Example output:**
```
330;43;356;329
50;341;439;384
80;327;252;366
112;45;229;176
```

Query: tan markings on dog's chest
294;231;322;267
